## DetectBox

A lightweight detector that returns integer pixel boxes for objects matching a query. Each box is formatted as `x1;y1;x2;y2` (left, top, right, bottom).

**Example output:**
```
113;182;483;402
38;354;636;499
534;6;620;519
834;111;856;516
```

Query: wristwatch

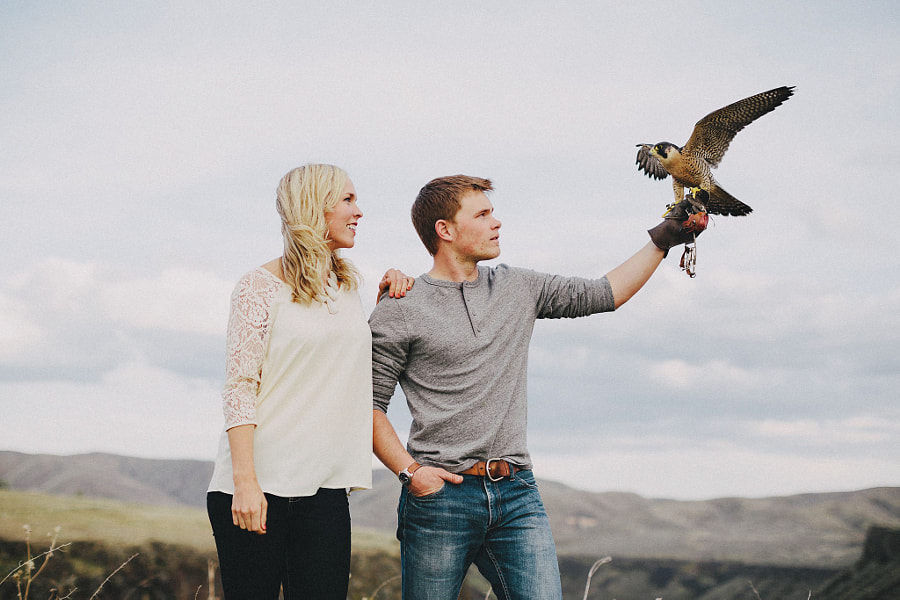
398;462;422;486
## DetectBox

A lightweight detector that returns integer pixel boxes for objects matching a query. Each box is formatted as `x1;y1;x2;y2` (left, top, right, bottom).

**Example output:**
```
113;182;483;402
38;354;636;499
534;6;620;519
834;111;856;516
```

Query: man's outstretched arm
606;241;665;309
607;198;705;308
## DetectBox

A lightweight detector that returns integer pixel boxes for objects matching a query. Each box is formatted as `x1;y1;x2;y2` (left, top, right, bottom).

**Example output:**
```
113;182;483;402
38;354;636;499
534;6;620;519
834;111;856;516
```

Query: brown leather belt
459;459;520;481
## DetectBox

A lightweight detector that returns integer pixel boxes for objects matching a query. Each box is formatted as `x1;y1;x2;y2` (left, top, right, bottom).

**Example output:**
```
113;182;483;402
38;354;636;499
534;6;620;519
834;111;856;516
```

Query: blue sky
1;1;898;500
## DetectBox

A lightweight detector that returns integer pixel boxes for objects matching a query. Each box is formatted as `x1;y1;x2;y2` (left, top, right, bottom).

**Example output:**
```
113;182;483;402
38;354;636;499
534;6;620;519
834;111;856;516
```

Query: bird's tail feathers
706;184;753;216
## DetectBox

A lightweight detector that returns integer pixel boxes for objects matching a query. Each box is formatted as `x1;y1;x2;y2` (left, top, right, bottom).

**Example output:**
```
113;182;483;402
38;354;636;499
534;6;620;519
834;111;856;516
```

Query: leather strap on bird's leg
675;194;706;278
680;237;697;278
651;194;706;276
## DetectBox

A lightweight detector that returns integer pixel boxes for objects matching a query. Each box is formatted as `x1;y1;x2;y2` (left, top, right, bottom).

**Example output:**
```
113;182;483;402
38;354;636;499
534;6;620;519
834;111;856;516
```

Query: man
369;175;700;599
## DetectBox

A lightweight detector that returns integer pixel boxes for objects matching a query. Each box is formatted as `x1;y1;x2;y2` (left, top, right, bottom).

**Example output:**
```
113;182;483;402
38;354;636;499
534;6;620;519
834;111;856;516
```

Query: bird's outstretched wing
635;144;669;180
683;86;794;167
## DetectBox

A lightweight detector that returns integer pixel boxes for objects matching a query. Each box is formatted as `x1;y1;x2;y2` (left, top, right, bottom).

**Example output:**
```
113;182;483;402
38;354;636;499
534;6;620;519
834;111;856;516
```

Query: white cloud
648;358;759;391
100;267;233;336
0;361;222;460
0;292;42;360
750;416;900;446
533;435;900;500
1;259;231;376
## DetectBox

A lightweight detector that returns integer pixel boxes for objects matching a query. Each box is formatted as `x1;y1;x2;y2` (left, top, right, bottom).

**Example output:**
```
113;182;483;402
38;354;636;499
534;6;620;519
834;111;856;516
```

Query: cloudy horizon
2;1;898;501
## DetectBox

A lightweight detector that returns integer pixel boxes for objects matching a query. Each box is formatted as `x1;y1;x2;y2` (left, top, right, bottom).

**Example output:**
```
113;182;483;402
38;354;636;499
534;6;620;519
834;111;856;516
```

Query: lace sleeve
222;269;280;430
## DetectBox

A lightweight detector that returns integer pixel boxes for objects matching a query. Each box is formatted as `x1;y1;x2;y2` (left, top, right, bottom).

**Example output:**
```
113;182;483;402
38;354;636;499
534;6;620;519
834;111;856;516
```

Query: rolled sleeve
534;272;615;319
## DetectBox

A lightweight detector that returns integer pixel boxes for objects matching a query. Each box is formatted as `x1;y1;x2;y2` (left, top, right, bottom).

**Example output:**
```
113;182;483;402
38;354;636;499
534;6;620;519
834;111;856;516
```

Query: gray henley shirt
369;263;615;472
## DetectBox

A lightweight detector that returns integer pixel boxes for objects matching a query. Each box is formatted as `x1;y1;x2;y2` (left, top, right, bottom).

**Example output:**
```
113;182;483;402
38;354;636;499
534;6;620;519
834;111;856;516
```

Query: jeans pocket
410;482;447;500
513;469;539;490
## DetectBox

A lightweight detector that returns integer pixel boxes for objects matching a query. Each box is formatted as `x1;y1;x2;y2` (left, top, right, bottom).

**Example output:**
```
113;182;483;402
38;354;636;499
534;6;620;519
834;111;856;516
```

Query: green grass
0;489;398;554
0;489;402;600
0;490;216;552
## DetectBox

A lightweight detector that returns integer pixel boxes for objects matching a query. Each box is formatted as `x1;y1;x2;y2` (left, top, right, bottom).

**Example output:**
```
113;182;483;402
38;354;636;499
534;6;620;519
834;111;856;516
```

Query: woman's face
324;179;362;250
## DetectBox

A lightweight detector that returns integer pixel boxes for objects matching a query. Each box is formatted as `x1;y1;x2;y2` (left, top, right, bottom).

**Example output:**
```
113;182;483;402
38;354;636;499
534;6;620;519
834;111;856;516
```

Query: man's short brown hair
411;175;493;255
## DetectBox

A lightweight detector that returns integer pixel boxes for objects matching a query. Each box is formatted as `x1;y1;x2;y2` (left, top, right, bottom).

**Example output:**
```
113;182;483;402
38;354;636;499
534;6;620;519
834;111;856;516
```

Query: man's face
447;190;502;262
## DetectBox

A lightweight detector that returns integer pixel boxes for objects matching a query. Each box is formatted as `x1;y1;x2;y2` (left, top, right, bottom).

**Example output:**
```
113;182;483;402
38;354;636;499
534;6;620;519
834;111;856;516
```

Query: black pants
207;488;351;600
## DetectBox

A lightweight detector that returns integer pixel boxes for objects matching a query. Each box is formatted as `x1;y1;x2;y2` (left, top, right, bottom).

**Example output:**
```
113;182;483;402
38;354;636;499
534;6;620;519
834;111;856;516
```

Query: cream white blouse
207;267;373;497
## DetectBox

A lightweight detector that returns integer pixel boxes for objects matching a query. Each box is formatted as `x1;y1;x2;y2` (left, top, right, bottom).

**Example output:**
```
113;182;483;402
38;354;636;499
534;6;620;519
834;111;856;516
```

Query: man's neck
428;254;480;282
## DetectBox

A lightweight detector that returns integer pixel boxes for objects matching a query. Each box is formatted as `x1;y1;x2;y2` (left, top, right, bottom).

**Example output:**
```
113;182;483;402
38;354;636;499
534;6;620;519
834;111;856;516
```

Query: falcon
635;85;794;216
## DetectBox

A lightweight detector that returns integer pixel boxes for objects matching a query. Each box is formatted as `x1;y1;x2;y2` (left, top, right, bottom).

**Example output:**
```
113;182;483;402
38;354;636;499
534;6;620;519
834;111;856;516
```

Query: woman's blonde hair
276;164;359;304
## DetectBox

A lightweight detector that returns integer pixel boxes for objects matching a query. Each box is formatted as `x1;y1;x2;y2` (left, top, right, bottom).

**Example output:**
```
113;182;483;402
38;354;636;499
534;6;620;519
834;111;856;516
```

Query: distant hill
815;525;900;600
351;469;900;568
3;451;900;568
0;451;212;506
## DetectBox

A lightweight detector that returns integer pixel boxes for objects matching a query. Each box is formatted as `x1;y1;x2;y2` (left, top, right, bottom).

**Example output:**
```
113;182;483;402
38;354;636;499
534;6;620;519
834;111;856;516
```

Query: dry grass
0;490;216;553
0;489;398;554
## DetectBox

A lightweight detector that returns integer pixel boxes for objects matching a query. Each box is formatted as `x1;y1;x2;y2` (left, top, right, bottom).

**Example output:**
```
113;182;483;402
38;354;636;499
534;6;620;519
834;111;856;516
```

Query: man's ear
435;219;454;243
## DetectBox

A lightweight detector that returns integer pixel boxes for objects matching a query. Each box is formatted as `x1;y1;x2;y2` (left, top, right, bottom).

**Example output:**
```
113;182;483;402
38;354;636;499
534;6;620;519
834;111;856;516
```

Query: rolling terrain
3;451;900;598
3;450;900;568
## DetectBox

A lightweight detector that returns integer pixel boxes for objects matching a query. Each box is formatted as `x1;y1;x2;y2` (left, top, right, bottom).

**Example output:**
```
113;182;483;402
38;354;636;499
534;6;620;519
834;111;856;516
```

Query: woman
207;164;409;599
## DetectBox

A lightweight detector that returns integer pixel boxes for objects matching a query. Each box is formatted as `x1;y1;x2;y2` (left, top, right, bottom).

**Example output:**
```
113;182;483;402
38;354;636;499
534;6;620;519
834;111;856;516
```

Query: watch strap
398;462;422;485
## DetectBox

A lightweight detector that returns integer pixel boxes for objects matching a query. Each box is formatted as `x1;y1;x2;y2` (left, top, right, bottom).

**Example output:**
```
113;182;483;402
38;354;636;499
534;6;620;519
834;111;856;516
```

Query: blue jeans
207;488;350;600
397;469;563;600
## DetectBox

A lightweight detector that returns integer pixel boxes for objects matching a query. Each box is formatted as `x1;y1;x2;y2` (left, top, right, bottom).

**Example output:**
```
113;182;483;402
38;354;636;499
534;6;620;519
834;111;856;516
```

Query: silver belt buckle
485;458;505;482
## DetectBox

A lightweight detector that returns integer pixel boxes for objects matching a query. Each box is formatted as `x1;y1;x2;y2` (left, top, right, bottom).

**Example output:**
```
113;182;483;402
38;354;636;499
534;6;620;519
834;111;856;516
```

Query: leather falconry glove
647;195;709;256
